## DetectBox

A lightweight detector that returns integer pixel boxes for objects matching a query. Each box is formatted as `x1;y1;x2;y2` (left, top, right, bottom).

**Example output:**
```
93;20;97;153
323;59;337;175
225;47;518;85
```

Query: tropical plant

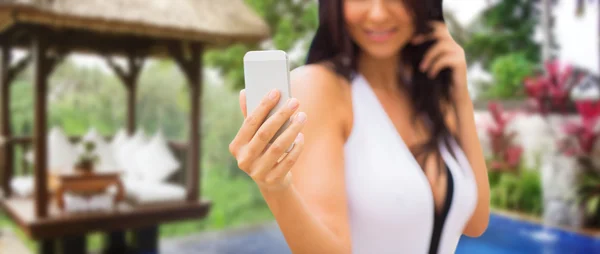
525;58;600;228
558;120;600;157
524;60;578;114
463;0;542;69
75;141;99;173
578;169;600;227
206;0;318;90
490;167;543;216
484;53;535;99
486;102;523;172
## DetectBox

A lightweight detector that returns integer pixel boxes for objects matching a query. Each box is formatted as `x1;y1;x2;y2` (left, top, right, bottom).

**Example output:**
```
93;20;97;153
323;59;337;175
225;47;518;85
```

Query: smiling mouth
364;27;398;42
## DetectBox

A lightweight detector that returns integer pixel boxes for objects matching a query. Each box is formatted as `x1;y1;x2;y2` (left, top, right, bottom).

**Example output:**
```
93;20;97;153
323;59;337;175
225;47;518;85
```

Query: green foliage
136;60;189;139
202;82;245;176
489;168;543;216
75;141;99;170
162;167;272;236
577;169;600;227
484;53;536;99
205;0;318;90
464;0;542;69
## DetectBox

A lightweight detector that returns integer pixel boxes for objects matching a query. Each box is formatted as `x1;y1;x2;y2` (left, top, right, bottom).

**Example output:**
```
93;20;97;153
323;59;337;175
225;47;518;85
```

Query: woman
228;0;490;253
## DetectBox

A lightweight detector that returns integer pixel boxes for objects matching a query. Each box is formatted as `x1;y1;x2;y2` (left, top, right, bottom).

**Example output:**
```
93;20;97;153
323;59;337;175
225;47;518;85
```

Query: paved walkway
162;221;291;254
0;229;31;254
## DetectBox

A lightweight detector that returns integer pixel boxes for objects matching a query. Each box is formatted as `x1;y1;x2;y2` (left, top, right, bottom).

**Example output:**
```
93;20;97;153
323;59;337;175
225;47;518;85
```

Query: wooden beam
0;42;12;197
170;43;203;201
6;54;31;84
104;58;128;85
11;24;158;58
105;53;145;135
32;33;49;218
1;198;211;239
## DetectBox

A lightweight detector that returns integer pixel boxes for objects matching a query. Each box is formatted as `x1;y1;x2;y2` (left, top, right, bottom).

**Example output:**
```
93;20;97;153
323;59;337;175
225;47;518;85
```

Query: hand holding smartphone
229;50;305;191
243;50;293;143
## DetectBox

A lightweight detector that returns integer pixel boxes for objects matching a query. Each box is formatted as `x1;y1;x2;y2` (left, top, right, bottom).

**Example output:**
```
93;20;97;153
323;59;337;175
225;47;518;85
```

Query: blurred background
1;0;600;253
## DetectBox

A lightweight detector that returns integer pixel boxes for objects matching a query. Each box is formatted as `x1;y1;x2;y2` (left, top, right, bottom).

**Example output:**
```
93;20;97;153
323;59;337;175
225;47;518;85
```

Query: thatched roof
0;0;270;45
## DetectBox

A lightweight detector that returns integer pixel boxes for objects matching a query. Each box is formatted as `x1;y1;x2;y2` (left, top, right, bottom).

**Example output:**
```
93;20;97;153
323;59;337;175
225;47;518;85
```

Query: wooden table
49;171;125;210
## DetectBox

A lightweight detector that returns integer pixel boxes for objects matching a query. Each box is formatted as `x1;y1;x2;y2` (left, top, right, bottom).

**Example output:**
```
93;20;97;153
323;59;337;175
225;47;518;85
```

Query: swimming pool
161;213;600;254
456;213;600;254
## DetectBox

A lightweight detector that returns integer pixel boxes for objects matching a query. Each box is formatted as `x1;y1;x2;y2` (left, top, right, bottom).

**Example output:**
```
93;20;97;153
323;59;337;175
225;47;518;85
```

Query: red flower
486;101;523;172
524;60;576;114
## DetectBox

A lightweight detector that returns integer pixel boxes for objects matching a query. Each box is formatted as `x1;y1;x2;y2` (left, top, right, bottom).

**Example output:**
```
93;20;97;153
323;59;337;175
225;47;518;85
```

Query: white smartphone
243;50;292;144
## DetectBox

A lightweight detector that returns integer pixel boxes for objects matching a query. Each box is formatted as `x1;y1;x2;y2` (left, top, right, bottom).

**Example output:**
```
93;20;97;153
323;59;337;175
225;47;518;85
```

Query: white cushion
123;180;186;203
80;128;118;173
10;176;33;197
64;192;114;213
111;129;129;153
134;131;180;182
116;129;147;179
110;128;129;169
25;127;77;173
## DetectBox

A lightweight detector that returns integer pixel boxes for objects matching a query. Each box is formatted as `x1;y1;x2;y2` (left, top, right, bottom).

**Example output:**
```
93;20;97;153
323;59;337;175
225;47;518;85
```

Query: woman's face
344;0;415;60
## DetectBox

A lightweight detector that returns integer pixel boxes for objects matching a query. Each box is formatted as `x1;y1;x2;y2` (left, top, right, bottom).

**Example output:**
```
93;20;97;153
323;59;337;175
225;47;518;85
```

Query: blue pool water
456;214;600;254
162;213;600;254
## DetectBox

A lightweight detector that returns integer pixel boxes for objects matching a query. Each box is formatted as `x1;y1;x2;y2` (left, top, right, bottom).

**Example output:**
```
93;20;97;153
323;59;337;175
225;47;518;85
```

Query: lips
364;27;398;42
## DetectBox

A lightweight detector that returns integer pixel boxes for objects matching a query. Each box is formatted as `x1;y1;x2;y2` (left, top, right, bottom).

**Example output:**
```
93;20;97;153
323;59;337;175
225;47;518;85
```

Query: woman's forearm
260;184;351;254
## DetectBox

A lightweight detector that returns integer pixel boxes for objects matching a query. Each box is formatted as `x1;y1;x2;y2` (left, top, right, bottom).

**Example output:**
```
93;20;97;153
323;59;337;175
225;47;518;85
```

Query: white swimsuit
344;74;478;254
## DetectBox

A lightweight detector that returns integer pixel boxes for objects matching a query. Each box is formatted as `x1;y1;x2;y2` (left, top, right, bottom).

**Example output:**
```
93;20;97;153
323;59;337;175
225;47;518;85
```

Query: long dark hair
307;0;456;166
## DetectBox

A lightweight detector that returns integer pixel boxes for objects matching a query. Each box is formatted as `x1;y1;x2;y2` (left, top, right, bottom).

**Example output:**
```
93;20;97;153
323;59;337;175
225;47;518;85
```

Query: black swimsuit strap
428;164;454;254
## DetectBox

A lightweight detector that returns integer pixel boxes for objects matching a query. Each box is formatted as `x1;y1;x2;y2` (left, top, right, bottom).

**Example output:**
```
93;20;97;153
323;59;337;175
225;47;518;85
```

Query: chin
362;47;402;60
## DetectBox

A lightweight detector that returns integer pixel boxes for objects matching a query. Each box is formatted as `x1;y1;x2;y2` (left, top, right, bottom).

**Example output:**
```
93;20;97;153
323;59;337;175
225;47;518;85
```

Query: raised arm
230;64;353;253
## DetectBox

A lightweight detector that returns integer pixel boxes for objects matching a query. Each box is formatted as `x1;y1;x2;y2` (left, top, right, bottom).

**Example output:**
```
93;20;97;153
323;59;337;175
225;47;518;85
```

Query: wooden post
187;44;202;202
169;43;203;201
127;84;136;135
32;34;49;217
103;231;127;254
39;239;55;254
0;39;32;197
31;33;61;218
105;54;144;135
0;42;12;196
131;226;158;253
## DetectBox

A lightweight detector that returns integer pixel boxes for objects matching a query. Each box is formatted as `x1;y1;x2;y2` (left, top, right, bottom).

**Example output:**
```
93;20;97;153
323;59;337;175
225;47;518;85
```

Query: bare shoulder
290;64;350;100
290;64;353;138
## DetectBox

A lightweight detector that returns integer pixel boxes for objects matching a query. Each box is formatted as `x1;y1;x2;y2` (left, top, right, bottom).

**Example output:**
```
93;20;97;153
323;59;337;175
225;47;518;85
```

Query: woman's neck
357;52;401;93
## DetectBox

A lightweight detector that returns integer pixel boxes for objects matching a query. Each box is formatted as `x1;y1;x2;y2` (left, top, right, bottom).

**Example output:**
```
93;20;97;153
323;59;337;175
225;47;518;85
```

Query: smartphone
243;50;292;144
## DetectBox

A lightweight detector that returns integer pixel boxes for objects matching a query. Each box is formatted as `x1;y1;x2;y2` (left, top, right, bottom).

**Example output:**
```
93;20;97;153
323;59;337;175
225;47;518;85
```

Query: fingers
265;133;305;185
420;42;453;72
411;21;449;45
411;34;436;45
242;98;300;169
251;112;307;180
234;89;280;144
240;89;247;118
428;55;457;79
428;21;447;31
